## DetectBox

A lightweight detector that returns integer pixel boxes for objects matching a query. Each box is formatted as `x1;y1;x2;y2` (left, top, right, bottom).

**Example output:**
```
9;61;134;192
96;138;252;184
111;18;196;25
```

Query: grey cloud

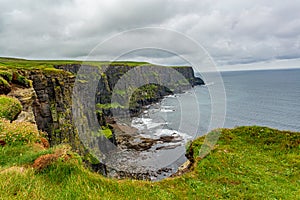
0;0;299;67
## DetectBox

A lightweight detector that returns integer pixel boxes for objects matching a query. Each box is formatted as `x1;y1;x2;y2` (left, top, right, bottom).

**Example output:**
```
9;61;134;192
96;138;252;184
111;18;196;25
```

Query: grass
0;57;191;75
0;57;149;72
0;126;299;199
0;145;52;167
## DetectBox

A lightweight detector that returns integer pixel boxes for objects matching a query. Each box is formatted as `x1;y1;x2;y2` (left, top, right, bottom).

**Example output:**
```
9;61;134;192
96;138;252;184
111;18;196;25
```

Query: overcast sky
1;0;300;69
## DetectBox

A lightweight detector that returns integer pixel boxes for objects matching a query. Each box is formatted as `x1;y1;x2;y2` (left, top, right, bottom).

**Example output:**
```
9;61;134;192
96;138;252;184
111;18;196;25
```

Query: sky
1;0;300;70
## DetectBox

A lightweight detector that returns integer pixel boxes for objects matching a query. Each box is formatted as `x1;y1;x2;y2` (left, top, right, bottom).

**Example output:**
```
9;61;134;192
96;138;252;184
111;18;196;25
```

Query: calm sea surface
220;69;300;132
139;69;300;140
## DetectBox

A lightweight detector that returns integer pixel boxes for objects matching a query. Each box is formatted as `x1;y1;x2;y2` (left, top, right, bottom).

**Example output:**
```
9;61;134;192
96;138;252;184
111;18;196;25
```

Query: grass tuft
0;95;22;121
0;118;45;145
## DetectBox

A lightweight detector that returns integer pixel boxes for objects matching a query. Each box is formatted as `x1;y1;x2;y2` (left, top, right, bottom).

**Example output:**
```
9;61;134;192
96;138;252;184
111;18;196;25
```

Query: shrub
0;95;22;120
0;118;46;145
0;77;11;95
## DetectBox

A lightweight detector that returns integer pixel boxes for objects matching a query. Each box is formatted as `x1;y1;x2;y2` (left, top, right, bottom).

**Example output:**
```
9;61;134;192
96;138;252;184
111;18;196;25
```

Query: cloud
0;0;299;68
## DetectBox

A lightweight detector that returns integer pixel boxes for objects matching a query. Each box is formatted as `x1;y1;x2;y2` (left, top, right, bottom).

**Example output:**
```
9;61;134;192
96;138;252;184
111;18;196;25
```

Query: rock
155;144;181;150
127;138;155;151
159;135;182;143
170;160;192;178
7;87;37;125
178;160;191;171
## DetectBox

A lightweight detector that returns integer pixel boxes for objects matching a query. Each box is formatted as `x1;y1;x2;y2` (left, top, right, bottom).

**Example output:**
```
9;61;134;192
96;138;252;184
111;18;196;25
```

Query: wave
160;108;175;113
204;82;214;86
154;129;192;141
131;117;192;142
131;117;166;130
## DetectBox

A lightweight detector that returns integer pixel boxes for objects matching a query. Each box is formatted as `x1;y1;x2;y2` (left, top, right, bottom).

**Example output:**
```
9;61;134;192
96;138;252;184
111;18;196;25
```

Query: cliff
55;64;204;116
0;59;204;154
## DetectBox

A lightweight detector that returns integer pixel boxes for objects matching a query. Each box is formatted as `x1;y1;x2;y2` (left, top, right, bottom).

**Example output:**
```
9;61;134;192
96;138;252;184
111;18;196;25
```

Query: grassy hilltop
0;56;153;73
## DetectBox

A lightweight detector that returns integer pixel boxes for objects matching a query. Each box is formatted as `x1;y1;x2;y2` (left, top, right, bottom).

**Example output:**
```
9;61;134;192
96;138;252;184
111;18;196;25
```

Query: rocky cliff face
7;70;80;148
8;64;203;152
4;63;203;180
28;70;78;147
55;64;204;115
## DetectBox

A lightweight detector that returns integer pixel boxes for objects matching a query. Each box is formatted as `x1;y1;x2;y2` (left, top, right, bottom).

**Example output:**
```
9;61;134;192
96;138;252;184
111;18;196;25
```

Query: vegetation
0;70;32;93
0;118;46;146
0;57;149;73
0;95;22;121
96;102;124;110
0;125;299;199
94;126;113;139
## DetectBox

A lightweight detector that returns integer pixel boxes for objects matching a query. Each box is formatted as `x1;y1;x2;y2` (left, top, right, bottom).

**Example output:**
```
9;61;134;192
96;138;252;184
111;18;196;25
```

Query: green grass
0;57;149;72
0;126;299;199
0;95;22;121
0;57;190;75
0;145;52;167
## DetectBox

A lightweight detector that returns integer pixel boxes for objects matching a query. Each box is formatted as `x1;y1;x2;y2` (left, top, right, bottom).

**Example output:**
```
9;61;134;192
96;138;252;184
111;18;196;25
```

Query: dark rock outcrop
29;70;78;147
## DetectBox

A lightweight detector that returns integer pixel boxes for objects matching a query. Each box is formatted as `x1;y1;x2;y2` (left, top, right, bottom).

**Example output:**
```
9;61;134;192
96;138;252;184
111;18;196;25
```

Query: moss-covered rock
0;70;13;82
0;77;11;95
0;95;22;121
12;71;32;88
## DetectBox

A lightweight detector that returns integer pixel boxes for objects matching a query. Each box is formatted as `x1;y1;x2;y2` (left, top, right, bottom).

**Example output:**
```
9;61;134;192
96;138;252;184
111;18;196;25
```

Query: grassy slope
0;126;299;200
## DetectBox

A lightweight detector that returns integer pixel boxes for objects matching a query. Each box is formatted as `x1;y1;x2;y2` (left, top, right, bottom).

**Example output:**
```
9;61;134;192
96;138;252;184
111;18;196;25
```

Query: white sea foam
131;116;192;142
160;108;175;112
131;117;165;130
165;94;176;98
205;82;214;86
153;129;192;141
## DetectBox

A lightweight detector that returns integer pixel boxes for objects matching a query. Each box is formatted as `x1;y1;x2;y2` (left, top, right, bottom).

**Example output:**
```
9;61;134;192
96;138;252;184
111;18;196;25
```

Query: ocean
221;69;300;132
134;68;300;140
116;68;300;180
